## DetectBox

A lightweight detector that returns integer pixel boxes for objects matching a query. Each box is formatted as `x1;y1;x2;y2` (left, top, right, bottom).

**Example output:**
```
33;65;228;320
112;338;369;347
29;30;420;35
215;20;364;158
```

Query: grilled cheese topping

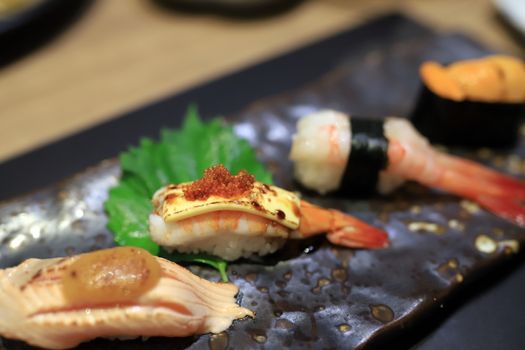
154;181;301;230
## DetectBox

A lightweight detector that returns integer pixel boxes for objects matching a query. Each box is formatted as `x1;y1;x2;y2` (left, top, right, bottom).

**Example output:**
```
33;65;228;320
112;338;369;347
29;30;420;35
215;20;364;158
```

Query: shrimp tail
473;195;525;227
436;153;525;197
386;121;525;227
295;200;389;248
435;153;525;227
326;226;389;249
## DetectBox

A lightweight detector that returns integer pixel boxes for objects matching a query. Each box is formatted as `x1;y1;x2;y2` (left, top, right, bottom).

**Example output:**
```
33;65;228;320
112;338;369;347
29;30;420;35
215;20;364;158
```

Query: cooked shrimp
149;165;388;261
289;110;351;194
293;200;389;249
385;118;525;226
290;110;525;227
0;247;253;349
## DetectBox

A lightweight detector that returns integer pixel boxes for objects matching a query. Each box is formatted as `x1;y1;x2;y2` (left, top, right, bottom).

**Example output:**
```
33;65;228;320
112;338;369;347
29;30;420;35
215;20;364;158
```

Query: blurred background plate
153;0;304;16
0;0;92;67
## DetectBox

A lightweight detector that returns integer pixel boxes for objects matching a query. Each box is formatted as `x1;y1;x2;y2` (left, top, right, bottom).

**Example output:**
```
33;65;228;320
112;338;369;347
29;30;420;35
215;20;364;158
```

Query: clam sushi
0;247;253;349
410;55;525;148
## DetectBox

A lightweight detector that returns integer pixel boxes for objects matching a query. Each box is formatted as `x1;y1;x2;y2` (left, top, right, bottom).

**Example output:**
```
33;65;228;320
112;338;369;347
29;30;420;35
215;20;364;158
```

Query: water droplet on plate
407;221;445;235
370;304;394;323
448;219;464;231
317;278;330;287
475;235;497;254
209;332;229;350
331;268;347;282
436;258;462;283
257;286;269;294
410;205;421;214
275;319;294;329
460;200;480;214
252;334;267;343
337;323;351;332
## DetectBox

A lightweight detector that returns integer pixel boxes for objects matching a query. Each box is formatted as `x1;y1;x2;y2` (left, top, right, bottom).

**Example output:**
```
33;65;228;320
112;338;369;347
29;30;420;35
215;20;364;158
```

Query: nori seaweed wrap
339;118;389;195
289;111;392;196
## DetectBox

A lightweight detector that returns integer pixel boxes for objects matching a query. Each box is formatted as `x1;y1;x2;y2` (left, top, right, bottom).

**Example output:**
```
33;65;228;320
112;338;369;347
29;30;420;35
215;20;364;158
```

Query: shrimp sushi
149;164;388;261
290;110;525;227
411;55;525;147
0;246;253;349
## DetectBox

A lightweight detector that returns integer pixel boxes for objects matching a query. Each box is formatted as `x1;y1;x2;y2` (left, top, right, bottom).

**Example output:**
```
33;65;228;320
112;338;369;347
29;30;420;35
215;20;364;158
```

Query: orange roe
183;164;255;201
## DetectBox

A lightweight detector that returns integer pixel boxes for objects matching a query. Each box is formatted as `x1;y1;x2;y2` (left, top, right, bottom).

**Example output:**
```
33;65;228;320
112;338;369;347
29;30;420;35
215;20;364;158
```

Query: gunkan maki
410;55;525;148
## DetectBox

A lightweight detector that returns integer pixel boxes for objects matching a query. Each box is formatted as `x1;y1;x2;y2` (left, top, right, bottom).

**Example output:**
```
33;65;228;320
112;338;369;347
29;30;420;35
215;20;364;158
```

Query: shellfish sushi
411;55;525;147
0;247;253;349
290;110;525;227
149;164;388;261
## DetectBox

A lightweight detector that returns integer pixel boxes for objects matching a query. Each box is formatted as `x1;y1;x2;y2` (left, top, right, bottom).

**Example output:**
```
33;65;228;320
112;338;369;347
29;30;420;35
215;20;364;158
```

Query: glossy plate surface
0;14;524;350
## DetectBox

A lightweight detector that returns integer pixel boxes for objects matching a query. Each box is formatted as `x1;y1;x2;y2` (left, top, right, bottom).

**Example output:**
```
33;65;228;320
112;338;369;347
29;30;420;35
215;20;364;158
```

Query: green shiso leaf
104;106;273;281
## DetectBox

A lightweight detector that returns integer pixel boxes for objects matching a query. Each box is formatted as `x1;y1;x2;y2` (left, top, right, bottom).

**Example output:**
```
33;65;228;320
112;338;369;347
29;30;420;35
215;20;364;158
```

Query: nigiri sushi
411;55;525;147
0;246;253;349
290;110;525;227
149;164;388;260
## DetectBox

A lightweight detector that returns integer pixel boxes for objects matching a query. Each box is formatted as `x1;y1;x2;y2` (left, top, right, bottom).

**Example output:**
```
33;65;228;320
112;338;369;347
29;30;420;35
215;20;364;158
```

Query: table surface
0;0;524;163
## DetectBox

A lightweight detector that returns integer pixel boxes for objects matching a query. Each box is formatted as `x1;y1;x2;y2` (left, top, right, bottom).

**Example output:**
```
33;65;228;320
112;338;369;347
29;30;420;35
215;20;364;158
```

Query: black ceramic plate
1;14;524;350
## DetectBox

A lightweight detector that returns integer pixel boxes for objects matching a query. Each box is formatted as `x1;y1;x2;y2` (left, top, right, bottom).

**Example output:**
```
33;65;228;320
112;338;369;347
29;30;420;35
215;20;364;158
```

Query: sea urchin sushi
411;55;525;147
